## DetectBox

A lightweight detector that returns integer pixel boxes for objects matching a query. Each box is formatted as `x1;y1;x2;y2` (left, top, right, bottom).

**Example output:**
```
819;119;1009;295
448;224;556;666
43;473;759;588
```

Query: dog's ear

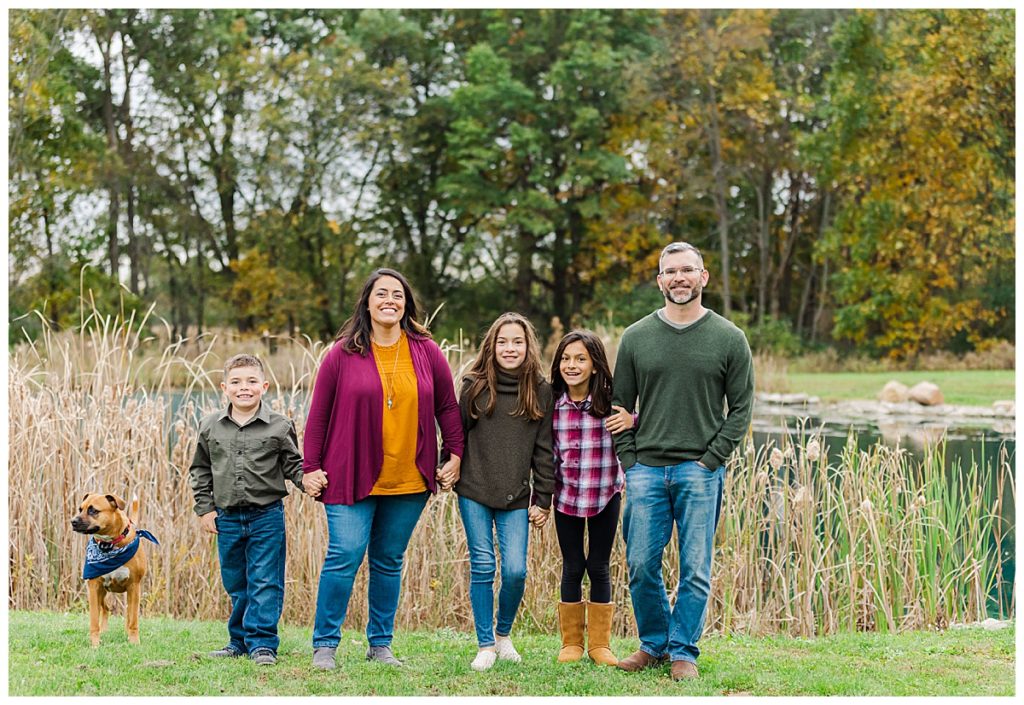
82;493;91;504
105;494;126;511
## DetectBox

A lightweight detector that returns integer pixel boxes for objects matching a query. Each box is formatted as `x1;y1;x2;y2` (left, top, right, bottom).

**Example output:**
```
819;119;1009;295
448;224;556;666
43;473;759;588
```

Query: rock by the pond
879;380;910;403
951;617;1012;631
908;381;944;406
757;392;818;405
993;400;1015;416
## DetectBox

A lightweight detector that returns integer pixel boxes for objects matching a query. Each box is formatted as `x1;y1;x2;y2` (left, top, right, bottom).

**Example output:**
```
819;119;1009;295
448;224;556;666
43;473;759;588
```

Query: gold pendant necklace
374;333;402;410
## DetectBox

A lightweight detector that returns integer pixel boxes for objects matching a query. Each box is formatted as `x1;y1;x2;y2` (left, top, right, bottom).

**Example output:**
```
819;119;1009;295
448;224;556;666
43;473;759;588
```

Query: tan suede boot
557;601;586;663
586;601;618;666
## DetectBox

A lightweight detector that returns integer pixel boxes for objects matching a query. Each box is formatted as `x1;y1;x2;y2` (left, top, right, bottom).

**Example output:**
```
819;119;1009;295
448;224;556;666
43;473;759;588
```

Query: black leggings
553;493;622;603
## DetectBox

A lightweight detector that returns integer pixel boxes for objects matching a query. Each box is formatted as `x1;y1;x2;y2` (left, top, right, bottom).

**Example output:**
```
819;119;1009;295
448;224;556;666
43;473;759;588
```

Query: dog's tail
130;494;142;522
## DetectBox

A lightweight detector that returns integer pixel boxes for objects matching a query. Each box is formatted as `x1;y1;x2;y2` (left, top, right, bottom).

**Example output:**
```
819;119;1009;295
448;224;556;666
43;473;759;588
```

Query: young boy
189;353;310;665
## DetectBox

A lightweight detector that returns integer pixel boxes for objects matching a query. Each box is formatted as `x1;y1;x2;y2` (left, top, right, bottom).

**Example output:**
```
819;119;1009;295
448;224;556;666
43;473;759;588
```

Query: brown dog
71;493;157;647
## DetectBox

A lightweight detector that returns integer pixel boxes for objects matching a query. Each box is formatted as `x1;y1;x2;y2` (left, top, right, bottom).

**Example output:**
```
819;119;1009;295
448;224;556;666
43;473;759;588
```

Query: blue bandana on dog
82;530;159;580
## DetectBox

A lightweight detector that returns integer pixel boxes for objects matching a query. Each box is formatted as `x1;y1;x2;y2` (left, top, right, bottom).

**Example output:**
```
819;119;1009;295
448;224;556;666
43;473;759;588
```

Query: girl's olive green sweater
611;309;754;471
454;371;555;510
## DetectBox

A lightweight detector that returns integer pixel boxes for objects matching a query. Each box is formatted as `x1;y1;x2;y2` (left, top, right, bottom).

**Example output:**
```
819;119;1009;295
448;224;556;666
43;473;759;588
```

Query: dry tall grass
9;311;1014;639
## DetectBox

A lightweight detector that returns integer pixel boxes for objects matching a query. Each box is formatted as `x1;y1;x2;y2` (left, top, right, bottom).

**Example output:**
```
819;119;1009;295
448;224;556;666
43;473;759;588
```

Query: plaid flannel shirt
552;392;626;517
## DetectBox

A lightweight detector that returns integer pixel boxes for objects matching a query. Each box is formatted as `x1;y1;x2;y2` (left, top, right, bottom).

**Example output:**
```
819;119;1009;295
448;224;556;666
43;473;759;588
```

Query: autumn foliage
8;9;1014;358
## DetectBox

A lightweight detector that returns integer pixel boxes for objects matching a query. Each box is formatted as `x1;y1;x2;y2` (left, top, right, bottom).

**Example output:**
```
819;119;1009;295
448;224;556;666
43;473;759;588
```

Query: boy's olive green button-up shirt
189;401;304;516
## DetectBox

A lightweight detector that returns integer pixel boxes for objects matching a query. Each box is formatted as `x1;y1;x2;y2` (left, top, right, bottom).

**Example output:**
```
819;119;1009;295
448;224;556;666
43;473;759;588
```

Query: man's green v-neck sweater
611;309;754;471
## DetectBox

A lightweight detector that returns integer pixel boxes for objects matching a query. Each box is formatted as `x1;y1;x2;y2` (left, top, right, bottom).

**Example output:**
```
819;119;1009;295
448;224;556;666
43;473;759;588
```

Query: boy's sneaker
494;635;521;662
208;645;243;658
366;645;403;666
312;646;337;670
250;648;277;666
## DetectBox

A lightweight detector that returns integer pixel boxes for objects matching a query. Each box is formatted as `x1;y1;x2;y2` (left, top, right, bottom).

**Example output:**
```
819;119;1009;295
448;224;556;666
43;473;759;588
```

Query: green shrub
733;313;804;357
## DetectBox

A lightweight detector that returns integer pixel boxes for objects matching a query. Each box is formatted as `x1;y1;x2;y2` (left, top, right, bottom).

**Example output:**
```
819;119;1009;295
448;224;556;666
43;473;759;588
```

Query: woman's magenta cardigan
302;333;464;505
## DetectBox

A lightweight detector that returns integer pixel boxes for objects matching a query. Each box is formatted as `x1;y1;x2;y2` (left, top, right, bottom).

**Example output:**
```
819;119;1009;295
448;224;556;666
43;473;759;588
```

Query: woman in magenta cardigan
302;268;463;670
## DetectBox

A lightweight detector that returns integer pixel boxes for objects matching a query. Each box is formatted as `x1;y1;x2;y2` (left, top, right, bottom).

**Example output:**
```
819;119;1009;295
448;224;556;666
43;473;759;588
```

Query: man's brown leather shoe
671;659;699;680
616;649;667;672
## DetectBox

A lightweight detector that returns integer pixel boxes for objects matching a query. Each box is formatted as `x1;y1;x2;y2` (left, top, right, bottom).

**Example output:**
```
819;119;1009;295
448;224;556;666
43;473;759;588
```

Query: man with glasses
611;241;754;680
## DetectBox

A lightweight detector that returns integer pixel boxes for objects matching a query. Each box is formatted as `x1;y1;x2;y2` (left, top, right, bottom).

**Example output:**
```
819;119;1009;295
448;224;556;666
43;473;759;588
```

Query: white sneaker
471;649;497;671
494;635;521;662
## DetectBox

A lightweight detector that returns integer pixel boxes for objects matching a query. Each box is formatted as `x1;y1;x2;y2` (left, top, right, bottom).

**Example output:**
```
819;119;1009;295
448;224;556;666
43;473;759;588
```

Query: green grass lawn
7;610;1015;696
784;369;1014;406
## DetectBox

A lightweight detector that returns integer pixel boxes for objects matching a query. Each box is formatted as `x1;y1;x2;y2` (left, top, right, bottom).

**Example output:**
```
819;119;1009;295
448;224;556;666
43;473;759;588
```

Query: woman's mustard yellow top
370;332;426;495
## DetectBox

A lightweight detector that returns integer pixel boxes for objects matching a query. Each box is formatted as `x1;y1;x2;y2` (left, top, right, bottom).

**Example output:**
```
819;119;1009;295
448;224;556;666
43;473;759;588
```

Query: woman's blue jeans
312;492;429;649
622;461;724;664
457;495;529;648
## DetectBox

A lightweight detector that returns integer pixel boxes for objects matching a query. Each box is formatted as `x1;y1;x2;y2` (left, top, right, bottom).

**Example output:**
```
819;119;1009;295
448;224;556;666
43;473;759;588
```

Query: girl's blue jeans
457;495;529;648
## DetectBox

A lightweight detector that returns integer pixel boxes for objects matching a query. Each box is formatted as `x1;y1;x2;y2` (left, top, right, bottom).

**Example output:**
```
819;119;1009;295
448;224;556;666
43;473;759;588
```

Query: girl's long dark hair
549;329;614;418
335;268;431;355
463;312;545;421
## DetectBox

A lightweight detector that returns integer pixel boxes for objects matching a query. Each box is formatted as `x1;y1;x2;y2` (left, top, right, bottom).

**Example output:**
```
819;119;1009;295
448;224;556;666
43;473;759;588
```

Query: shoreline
755;393;1016;437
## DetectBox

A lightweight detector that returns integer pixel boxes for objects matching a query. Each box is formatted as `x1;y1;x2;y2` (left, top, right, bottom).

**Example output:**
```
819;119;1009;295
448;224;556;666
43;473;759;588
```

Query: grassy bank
7;611;1014;696
782;369;1015;406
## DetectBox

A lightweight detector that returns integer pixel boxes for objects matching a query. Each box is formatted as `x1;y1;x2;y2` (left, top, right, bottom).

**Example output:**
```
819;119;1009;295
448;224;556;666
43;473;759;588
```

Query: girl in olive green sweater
454;312;555;671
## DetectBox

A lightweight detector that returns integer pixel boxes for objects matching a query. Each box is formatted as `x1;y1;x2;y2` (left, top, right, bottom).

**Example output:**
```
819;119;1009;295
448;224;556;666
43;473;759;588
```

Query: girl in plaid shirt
549;330;634;667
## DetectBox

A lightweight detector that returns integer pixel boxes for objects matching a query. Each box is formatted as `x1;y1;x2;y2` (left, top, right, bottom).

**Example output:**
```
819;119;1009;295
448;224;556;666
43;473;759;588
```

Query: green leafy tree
441;9;655;329
9;10;108;330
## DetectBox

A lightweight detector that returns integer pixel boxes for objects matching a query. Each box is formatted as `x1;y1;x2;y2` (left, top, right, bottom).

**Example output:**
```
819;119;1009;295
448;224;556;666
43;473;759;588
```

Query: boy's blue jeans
312;492;429;649
215;500;286;655
457;495;529;648
622;461;724;664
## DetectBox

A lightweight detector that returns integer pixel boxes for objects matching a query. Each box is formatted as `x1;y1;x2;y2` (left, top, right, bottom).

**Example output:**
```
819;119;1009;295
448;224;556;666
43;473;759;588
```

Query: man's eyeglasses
659;266;704;278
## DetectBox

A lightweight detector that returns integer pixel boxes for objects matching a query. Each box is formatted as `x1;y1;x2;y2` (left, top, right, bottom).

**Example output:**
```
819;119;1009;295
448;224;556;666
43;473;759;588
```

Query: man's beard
662;282;702;306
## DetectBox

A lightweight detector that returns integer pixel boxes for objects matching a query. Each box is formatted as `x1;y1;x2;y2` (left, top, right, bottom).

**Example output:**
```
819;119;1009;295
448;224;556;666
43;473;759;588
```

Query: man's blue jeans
215;500;287;655
457;496;529;647
622;461;724;664
312;492;429;649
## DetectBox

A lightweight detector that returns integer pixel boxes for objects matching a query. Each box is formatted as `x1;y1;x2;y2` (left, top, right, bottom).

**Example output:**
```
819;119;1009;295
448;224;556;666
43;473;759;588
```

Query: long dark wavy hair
549;329;614;418
335;268;431;355
463;312;545;421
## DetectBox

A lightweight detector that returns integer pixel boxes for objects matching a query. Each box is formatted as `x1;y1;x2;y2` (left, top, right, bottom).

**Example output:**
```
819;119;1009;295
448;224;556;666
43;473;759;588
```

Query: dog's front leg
87;580;103;647
98;585;110;635
125;581;141;644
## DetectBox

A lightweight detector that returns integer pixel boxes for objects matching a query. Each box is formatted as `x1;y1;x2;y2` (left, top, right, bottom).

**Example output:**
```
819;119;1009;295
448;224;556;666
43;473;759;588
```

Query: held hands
199;511;218;535
303;469;328;498
528;505;550;528
436;455;462;492
604;404;634;435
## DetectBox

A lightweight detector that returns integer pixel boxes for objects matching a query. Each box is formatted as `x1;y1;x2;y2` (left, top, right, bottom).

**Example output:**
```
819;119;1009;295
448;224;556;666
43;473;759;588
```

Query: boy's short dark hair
224;353;265;377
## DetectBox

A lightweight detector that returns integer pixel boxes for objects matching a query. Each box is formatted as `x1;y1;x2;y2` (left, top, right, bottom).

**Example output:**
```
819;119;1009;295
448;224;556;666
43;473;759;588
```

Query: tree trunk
771;172;803;319
98;30;120;280
566;205;588;326
704;85;732;318
216;87;243;266
811;191;832;342
551;225;569;328
41;193;60;330
515;227;537;317
754;167;771;323
159;231;184;340
699;11;732;318
120;41;140;294
194;247;206;336
796;262;814;338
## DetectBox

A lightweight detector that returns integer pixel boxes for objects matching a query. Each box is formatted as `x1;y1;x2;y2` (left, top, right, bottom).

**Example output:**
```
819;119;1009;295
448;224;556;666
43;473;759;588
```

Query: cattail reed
8;311;1014;637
